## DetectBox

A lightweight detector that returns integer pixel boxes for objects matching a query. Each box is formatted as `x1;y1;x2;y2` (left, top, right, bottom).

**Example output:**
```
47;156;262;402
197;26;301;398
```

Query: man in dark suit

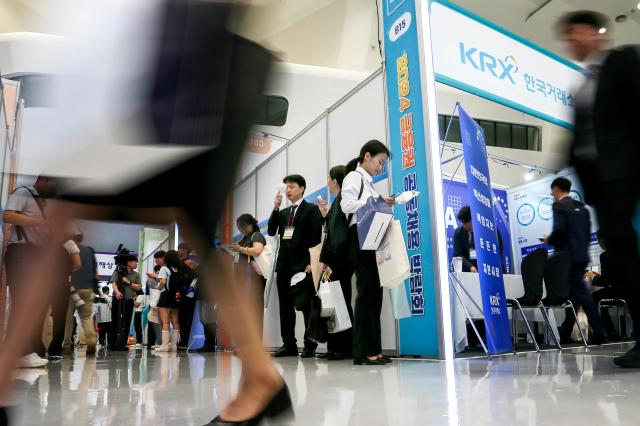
544;177;608;344
268;174;323;358
559;11;640;366
453;205;504;273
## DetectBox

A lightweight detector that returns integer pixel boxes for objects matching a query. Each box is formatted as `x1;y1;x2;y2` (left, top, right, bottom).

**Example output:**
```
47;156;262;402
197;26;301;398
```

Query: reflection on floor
8;343;640;425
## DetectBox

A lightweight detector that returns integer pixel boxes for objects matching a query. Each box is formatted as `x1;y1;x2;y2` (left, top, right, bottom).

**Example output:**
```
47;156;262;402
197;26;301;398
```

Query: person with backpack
155;250;190;352
2;176;58;368
231;214;267;333
341;140;395;366
61;231;99;356
318;165;354;361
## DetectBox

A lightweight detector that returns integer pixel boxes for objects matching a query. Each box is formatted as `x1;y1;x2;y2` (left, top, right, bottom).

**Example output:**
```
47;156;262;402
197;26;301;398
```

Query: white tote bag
317;276;342;318
254;236;275;278
375;220;411;288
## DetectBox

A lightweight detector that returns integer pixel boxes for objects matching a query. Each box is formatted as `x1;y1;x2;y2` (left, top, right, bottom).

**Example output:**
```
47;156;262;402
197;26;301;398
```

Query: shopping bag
376;220;410;288
254;238;275;278
356;196;393;250
317;275;342;318
323;279;352;334
389;285;411;320
149;288;162;307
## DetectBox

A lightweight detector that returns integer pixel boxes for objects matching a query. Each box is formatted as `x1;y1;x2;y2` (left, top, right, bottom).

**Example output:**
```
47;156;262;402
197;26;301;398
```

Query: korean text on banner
458;105;512;354
382;0;441;356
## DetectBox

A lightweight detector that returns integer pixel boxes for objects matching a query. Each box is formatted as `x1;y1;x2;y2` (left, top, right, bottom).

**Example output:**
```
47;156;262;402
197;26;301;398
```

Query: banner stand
448;272;489;356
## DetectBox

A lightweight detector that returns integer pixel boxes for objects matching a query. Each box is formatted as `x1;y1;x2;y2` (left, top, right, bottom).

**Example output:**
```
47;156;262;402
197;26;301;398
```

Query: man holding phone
268;174;323;358
110;256;141;350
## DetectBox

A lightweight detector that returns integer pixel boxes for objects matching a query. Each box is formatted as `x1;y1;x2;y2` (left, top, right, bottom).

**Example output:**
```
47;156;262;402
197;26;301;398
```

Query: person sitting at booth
453;206;478;273
453;205;505;274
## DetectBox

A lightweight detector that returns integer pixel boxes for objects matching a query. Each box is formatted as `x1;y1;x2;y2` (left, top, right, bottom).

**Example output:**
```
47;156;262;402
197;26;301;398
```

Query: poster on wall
507;169;600;273
443;179;513;273
459;105;512;354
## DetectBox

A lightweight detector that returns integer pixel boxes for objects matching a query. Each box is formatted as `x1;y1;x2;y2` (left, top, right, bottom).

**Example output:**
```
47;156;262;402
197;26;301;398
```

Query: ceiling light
637;2;640;10
599;27;607;34
524;171;534;181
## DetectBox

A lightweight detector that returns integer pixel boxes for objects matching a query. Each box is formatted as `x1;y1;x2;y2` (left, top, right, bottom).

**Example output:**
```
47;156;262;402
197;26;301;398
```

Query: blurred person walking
559;11;640;367
0;1;289;425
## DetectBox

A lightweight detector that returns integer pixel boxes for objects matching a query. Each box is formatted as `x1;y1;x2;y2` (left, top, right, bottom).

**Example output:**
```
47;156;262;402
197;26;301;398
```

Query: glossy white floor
7;343;640;425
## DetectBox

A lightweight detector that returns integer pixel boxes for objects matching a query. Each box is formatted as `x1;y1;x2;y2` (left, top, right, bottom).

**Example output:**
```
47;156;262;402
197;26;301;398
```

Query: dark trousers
48;285;71;356
110;298;134;350
593;178;640;343
349;227;383;359
179;296;196;347
559;262;607;338
4;244;47;356
276;267;316;349
134;311;143;344
326;262;354;356
98;322;111;346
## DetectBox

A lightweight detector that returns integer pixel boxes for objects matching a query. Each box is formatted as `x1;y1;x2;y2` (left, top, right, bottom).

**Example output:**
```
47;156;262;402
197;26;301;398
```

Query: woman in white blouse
341;140;395;366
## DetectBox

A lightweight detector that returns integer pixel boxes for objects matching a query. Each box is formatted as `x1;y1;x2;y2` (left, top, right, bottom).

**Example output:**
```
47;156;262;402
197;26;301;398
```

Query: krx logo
459;42;517;85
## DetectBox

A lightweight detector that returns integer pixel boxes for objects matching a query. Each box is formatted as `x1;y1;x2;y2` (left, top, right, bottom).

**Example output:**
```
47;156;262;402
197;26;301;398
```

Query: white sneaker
154;344;171;352
134;344;143;349
19;353;49;368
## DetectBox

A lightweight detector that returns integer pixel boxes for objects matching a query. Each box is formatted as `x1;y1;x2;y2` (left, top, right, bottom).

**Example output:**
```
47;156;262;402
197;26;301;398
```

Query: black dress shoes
353;356;385;366
327;352;346;361
301;347;316;358
273;345;298;358
614;345;640;368
205;383;294;425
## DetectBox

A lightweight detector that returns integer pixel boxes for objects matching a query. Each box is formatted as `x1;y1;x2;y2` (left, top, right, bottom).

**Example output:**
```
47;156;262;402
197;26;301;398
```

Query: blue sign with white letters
459;105;512;354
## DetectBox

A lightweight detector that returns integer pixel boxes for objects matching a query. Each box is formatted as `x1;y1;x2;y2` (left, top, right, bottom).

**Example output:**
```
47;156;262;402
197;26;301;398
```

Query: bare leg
179;221;283;421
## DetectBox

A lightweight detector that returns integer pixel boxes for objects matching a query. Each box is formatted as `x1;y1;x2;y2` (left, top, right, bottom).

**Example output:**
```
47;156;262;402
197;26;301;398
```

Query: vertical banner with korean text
459;105;512;354
382;0;441;356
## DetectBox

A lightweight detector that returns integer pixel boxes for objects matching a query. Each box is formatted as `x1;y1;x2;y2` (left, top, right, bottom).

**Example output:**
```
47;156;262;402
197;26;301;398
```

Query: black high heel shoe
353;356;385;366
379;355;393;364
1;406;10;426
205;383;294;425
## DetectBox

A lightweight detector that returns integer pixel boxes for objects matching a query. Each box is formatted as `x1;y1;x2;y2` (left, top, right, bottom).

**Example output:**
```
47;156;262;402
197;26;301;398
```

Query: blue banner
442;179;513;274
458;105;512;354
382;0;440;356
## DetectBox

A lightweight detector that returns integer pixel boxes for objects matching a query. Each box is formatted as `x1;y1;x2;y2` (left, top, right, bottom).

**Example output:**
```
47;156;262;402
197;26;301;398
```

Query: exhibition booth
227;0;612;359
0;1;627;359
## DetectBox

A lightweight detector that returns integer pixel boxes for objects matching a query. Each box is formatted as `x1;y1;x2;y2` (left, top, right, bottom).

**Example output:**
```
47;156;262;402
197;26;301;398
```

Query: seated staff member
341;140;395;366
268;174;323;358
453;205;505;273
319;165;353;361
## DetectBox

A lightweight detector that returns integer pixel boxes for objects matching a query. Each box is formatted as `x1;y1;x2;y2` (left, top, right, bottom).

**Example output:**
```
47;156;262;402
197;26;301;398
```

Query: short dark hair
154;250;166;259
329;165;347;188
551;177;572;193
164;249;182;270
557;10;608;34
283;174;306;193
457;206;472;224
101;286;110;294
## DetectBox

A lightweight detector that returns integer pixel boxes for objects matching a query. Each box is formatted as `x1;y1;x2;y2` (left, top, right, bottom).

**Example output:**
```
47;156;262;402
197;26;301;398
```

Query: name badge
469;248;477;260
283;226;295;240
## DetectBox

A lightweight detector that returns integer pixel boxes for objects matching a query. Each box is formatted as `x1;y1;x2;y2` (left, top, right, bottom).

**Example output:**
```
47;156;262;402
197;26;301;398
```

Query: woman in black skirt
0;2;292;425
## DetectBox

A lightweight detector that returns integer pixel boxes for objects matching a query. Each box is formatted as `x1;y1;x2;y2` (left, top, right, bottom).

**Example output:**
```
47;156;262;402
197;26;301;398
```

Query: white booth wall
233;69;398;351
